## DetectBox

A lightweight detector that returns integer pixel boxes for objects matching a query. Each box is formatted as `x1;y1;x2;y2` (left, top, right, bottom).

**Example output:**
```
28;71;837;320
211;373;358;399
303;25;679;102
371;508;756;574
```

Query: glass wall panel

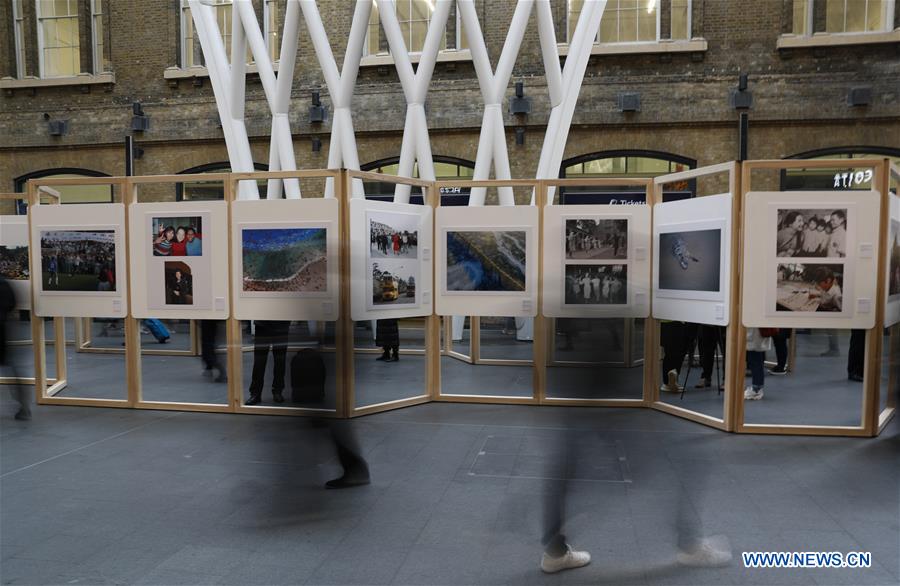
53;315;127;400
546;318;644;400
240;320;337;410
657;322;727;419
354;318;428;408
743;329;863;427
139;319;229;405
478;317;533;362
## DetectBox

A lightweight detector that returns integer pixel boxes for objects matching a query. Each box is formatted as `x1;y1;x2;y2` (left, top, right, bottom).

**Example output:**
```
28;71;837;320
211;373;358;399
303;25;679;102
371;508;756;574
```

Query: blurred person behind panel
0;276;30;420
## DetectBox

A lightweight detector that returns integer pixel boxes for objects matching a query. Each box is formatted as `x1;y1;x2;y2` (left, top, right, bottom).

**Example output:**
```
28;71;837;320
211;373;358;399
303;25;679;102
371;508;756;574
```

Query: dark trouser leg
249;341;270;395
773;329;788;370
698;326;716;380
331;420;369;477
200;320;219;370
2;321;30;418
747;351;765;389
847;329;865;378
661;322;687;376
542;429;571;557
271;342;287;392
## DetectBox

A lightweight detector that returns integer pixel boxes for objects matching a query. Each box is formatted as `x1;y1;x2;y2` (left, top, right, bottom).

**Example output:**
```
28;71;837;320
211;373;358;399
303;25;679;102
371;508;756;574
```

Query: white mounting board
742;190;879;330
653;193;732;326
231;198;339;321
349;198;433;321
435;205;538;318
129;201;229;320
30;203;127;318
543;205;650;318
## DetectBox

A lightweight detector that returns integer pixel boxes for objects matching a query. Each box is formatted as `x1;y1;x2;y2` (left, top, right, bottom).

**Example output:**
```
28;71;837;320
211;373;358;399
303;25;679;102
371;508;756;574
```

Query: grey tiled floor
1;397;898;586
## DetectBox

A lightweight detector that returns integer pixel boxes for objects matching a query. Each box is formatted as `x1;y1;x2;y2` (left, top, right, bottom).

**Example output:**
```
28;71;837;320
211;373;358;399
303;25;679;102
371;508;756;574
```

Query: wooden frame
15;164;894;438
876;162;900;434
736;159;890;437
648;162;739;431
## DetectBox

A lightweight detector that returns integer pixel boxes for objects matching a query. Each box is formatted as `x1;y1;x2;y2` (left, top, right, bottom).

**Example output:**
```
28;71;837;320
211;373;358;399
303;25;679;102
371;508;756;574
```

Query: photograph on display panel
658;228;721;293
564;264;626;305
371;260;417;307
368;211;418;259
0;244;28;281
40;230;117;293
241;226;327;295
152;216;203;257
164;261;193;305
565;218;627;260
776;208;847;258
889;218;900;299
775;263;844;313
445;230;527;293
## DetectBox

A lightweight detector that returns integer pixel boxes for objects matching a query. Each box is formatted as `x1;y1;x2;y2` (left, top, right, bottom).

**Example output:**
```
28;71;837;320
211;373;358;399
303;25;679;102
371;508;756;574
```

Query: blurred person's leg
247;338;270;405
675;466;732;567
540;430;589;573
325;419;370;489
271;340;287;402
771;329;789;374
1;319;30;420
696;326;715;387
847;329;865;382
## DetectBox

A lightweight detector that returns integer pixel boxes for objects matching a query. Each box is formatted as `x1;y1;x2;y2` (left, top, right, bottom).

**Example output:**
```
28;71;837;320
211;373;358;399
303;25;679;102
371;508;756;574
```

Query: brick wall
1;0;898;191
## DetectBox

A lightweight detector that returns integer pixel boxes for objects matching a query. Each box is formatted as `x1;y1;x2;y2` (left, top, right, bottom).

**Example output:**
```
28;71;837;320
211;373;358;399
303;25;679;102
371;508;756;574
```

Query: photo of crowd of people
152;216;203;257
564;264;627;305
369;212;418;259
565;219;627;260
775;263;843;312
40;230;117;292
0;245;29;281
164;261;193;305
776;208;847;258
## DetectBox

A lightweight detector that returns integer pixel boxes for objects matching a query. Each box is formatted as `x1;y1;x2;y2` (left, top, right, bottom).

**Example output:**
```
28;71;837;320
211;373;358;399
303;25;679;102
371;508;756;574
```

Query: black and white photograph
164;261;193;305
565;218;627;260
658;228;721;292
564;264;627;305
40;230;117;293
371;260;416;306
776;208;847;258
369;211;419;259
775;263;844;312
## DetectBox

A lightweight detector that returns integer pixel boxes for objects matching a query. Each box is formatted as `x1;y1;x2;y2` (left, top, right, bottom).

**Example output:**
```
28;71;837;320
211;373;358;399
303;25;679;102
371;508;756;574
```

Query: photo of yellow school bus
371;262;416;306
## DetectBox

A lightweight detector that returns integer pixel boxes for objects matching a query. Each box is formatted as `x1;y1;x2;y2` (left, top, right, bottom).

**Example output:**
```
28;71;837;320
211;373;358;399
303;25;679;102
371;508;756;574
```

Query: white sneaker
541;546;591;574
744;387;764;400
677;535;733;567
753;388;764;400
660;383;683;394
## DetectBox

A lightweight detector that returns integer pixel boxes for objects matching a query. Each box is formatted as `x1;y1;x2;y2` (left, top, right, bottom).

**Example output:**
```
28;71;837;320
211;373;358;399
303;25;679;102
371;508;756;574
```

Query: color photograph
371;260;416;306
40;230;117;292
889;218;900;299
0;245;29;280
564;264;627;305
775;263;844;312
242;227;327;293
565;218;627;260
658;228;721;292
776;208;847;258
152;216;203;257
164;261;193;305
446;230;527;292
369;211;419;259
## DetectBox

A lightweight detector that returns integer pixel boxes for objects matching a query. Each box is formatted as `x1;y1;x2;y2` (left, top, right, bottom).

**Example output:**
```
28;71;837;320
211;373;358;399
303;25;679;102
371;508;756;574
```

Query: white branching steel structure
189;0;608;204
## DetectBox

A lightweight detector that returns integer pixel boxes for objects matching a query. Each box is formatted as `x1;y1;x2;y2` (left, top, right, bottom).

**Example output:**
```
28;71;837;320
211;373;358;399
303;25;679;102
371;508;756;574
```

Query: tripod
680;326;724;400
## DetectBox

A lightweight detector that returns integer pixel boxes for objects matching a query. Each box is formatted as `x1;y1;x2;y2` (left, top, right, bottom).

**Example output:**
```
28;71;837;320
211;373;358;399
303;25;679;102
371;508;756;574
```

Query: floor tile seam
0;412;184;480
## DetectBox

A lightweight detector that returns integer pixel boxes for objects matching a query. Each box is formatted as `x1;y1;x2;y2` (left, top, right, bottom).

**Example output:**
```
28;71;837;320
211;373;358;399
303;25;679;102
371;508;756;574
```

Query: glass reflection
658;322;726;419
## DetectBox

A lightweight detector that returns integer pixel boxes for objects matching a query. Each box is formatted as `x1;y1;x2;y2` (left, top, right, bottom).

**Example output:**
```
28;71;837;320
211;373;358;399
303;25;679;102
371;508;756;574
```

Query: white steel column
534;0;607;204
300;0;370;199
189;0;259;199
458;0;534;207
378;0;451;203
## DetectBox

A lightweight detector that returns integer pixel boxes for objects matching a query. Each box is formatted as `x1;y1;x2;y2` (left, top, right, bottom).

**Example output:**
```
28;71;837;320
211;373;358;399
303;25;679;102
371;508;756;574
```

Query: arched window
175;162;269;201
13;168;113;213
782;147;900;191
361;155;475;200
560;150;696;203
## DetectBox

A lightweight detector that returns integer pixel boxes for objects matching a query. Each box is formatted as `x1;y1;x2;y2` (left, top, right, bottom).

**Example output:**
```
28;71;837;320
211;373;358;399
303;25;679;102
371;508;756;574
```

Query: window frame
793;0;896;36
567;0;676;45
180;0;277;69
364;0;453;57
36;0;83;79
12;0;26;78
91;0;107;73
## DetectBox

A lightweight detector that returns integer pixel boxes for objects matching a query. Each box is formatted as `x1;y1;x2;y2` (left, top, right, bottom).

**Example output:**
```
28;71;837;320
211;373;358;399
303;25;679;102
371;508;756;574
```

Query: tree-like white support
458;0;534;207
300;0;370;199
377;0;450;203
534;0;607;204
189;0;259;200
